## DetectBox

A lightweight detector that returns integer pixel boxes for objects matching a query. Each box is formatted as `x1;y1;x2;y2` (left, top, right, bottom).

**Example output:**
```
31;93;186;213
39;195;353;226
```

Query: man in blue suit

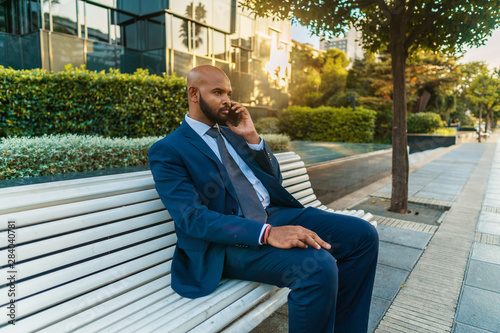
148;65;378;332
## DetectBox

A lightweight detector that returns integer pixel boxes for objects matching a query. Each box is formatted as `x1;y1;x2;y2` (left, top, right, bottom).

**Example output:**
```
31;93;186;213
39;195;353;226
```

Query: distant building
320;25;363;62
0;0;292;108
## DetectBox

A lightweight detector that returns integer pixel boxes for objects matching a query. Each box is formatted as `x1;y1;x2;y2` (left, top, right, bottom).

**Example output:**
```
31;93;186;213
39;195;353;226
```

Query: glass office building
0;0;291;107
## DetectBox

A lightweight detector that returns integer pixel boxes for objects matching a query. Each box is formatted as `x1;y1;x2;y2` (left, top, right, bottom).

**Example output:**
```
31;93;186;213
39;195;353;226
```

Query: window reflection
213;30;226;60
173;50;193;77
51;33;85;71
145;16;165;50
51;0;78;36
193;23;208;56
172;16;188;52
113;11;135;46
168;1;190;18
0;1;12;33
239;15;253;49
86;3;109;43
195;0;212;26
213;0;231;32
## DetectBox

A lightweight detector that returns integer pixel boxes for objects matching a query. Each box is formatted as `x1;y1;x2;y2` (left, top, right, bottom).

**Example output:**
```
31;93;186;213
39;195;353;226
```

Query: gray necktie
206;127;268;223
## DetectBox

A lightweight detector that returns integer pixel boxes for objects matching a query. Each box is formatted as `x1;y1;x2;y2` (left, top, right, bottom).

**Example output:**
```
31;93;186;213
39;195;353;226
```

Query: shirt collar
184;114;214;138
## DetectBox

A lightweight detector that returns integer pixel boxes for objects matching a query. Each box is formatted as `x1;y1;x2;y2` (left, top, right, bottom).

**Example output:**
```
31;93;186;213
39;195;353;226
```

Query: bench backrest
0;152;321;332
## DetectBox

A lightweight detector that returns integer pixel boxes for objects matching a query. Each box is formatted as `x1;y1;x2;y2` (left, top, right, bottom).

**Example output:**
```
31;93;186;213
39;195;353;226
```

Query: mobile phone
227;104;241;127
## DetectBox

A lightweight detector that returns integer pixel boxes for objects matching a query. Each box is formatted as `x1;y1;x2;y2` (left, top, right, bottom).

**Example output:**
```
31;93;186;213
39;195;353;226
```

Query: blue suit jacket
148;120;303;298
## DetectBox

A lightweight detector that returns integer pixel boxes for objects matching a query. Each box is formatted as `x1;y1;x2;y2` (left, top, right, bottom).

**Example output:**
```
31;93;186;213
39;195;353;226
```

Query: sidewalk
252;132;500;332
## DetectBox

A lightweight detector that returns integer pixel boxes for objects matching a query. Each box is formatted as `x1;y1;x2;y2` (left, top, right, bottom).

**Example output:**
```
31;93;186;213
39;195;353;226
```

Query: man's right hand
267;226;331;250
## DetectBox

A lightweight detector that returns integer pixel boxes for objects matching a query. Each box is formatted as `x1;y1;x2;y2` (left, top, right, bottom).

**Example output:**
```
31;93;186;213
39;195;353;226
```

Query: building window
172;16;189;52
213;30;226;60
192;23;208;56
50;0;78;36
86;3;109;43
0;0;12;33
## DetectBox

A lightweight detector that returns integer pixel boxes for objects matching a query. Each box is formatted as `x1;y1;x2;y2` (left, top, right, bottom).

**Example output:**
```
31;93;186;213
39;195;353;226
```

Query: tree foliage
290;45;349;106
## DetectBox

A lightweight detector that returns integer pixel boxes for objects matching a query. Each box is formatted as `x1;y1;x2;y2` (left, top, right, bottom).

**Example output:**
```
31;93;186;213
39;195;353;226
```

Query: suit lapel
181;121;238;202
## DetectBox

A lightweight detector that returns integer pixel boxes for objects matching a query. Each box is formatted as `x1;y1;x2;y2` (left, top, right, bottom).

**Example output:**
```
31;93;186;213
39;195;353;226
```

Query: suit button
231;209;237;215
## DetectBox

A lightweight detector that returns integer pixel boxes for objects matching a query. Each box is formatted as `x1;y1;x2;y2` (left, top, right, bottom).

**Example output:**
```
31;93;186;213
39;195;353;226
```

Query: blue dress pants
223;207;379;333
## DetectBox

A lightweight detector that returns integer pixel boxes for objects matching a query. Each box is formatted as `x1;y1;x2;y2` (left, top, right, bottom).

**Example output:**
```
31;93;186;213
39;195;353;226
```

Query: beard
199;93;228;125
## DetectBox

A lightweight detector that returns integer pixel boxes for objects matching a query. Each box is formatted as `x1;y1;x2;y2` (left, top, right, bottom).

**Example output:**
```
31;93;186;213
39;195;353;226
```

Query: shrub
430;128;457;136
0;134;161;180
255;117;281;134
261;134;290;151
0;65;188;138
407;112;442;133
278;106;377;143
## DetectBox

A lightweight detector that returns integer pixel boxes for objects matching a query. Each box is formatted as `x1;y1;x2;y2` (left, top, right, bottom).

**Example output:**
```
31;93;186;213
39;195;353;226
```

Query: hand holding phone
226;102;241;127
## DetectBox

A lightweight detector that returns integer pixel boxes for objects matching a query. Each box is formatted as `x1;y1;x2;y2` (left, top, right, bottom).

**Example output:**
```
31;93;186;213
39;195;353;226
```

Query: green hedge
255;117;281;134
407;112;443;134
278;106;377;143
0;134;291;180
0;65;188;138
261;134;290;151
0;134;160;180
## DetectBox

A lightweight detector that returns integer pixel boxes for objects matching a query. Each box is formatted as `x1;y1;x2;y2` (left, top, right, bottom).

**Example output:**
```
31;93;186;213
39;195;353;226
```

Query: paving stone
453;322;493;333
368;297;391;333
376;225;432;249
414;192;457;202
455;286;500;332
372;264;409;301
471;242;500;265
378;241;423;271
465;259;500;293
476;222;500;236
478;211;500;224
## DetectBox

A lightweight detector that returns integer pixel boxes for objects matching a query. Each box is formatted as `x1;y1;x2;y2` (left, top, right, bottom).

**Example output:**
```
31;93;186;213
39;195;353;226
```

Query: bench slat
279;161;305;172
0;248;173;327
114;280;244;333
0;177;155;214
189;284;281;333
149;281;261;333
43;279;174;333
2;264;172;333
0;171;152;197
275;153;301;164
1;213;172;262
299;194;318;206
0;189;161;229
221;288;289;333
8;237;175;303
0;223;175;284
292;188;314;201
0;200;168;246
281;168;307;180
283;181;312;195
282;174;309;188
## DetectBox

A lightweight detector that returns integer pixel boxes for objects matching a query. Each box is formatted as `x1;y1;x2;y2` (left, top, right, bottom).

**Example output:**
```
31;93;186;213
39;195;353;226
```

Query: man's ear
188;87;199;103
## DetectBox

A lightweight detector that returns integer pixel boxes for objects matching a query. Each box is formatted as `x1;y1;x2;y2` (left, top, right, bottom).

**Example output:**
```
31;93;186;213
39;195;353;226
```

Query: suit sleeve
148;140;264;247
247;140;283;184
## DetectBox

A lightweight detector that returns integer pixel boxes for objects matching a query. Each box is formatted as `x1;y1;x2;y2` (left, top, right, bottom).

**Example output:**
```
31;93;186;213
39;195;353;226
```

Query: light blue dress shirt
184;114;270;243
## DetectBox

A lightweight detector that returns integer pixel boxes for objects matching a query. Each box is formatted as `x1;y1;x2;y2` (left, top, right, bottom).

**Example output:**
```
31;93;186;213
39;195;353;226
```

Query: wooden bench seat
0;152;376;332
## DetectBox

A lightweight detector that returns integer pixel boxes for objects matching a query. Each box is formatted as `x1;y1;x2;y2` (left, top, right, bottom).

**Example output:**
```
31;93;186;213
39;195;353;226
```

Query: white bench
0;152;376;333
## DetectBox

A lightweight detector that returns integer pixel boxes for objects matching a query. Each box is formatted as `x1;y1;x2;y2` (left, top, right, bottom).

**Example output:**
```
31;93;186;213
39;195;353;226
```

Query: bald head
187;65;229;90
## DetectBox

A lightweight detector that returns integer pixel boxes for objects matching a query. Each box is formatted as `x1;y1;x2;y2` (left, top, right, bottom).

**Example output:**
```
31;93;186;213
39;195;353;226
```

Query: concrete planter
407;134;456;153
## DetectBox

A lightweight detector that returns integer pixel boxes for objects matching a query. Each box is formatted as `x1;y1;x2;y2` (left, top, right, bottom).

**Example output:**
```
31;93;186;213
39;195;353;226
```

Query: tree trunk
478;104;483;143
485;109;490;135
389;20;409;214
